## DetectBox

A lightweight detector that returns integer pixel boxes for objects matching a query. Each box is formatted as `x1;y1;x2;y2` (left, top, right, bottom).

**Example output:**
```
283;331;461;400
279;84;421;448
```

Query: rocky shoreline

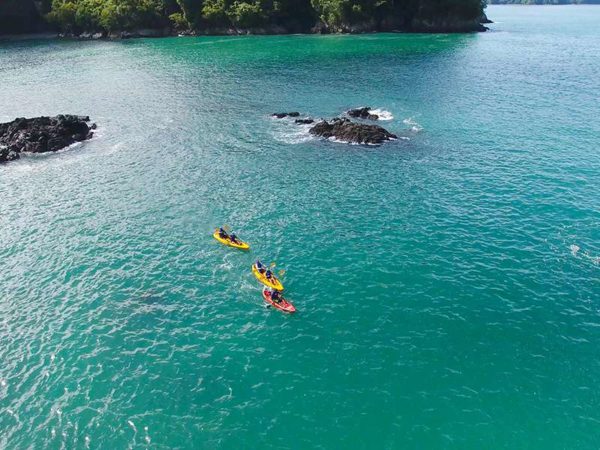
3;16;491;42
55;24;488;41
0;115;95;163
48;13;491;41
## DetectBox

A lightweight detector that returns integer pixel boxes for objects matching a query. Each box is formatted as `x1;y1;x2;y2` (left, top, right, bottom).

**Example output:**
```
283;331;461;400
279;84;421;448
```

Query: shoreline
0;26;488;43
1;13;492;42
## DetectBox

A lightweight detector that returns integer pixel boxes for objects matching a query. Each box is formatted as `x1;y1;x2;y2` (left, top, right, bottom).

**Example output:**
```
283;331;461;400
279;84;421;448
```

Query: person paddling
271;289;283;304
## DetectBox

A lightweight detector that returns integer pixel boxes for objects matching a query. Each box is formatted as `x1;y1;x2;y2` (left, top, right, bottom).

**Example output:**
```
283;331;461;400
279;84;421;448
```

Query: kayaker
229;233;238;244
218;227;228;239
256;260;266;274
271;290;283;304
265;269;273;280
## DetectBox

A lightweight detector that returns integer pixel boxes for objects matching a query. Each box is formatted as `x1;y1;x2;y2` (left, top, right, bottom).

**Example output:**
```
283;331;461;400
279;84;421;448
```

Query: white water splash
271;120;314;144
370;108;394;121
403;117;423;132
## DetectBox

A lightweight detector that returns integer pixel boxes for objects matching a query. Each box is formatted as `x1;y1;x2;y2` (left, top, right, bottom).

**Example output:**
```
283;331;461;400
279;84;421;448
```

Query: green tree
42;0;486;34
47;0;78;31
175;0;202;26
226;1;266;27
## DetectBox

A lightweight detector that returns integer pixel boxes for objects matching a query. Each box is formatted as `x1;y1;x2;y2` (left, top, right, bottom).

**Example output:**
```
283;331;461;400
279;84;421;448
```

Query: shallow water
1;5;599;448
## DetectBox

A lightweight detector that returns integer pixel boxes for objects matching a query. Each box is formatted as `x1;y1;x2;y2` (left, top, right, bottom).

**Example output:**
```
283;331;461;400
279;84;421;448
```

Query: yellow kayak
213;230;250;250
252;264;284;291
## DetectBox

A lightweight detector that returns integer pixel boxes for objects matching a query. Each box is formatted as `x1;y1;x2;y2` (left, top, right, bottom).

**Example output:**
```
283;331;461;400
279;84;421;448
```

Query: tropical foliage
2;0;487;34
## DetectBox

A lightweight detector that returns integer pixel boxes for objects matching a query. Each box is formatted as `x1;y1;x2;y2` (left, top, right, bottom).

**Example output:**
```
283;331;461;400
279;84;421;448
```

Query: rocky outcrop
272;112;300;119
309;118;396;145
295;118;314;124
0;115;95;163
479;13;493;24
347;107;379;120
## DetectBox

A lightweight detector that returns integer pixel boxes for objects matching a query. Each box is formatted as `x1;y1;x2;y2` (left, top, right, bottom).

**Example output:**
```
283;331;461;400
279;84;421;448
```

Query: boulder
347;107;379;120
0;115;95;163
309;118;396;145
272;112;300;119
295;118;314;124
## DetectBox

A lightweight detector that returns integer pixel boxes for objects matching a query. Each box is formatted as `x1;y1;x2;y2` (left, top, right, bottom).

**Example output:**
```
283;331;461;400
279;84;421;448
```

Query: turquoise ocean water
1;5;599;448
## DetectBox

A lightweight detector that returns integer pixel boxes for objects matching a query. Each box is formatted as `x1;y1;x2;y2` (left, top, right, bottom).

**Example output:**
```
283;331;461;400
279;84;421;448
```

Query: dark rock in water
479;13;493;24
0;145;19;162
347;107;379;120
295;118;314;124
272;112;300;119
0;115;95;163
309;118;396;145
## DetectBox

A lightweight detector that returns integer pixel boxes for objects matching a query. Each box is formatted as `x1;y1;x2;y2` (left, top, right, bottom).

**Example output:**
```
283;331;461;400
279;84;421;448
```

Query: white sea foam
370;108;394;121
403;117;423;132
328;137;359;145
271;121;315;144
217;259;233;271
570;244;599;265
127;420;137;433
327;136;398;146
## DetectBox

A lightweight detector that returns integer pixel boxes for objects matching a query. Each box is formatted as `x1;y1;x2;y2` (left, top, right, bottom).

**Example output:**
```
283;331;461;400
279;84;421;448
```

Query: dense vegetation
1;0;487;35
0;0;50;34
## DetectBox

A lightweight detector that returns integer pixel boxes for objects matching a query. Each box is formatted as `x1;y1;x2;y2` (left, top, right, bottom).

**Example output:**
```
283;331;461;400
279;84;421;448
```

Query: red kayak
262;288;296;313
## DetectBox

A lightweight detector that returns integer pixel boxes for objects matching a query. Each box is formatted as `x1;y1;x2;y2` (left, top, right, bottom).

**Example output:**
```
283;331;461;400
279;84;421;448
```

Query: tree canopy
1;0;487;35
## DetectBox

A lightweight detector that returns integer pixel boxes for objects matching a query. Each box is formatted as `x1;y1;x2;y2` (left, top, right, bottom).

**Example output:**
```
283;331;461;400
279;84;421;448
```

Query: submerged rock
309;118;396;145
0;115;95;163
347;107;379;120
272;112;300;119
295;118;314;124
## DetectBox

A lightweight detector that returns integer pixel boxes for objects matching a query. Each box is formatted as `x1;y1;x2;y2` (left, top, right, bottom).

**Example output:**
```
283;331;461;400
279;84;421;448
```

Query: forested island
0;0;489;37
